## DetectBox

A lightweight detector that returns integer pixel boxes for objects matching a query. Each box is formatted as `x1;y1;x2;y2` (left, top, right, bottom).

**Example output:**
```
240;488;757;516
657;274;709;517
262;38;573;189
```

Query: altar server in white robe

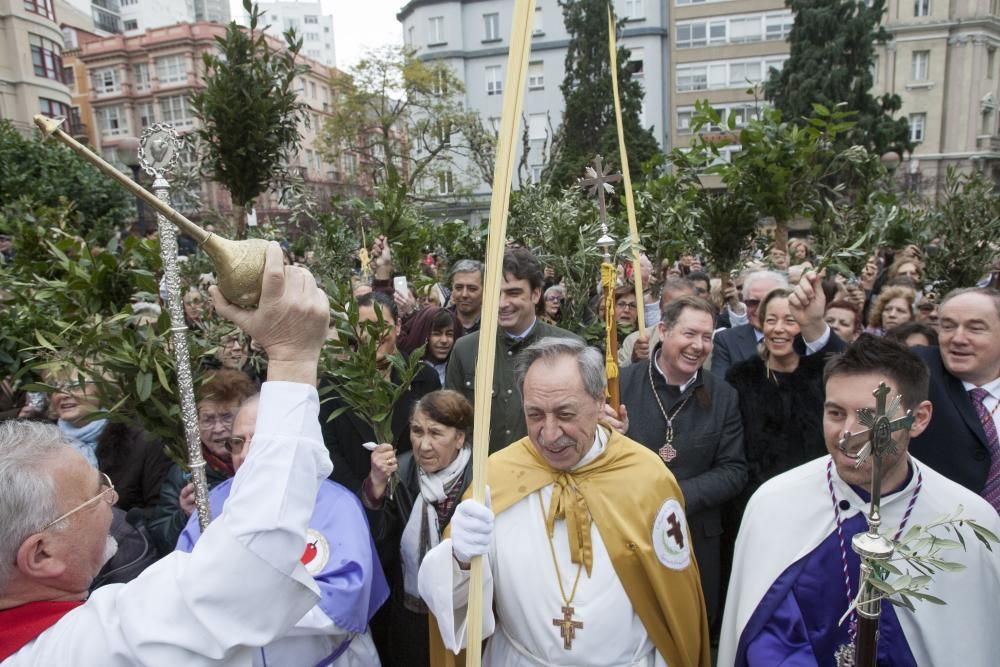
0;243;341;666
418;338;710;667
719;334;1000;667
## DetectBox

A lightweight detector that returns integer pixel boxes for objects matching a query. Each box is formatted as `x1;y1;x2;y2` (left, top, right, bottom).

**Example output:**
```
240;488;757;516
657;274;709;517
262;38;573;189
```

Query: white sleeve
6;382;332;667
803;325;831;356
727;305;749;327
417;538;496;653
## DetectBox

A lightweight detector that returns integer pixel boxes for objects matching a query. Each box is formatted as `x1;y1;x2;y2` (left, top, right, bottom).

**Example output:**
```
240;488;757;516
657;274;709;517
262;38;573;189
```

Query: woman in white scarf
361;390;473;667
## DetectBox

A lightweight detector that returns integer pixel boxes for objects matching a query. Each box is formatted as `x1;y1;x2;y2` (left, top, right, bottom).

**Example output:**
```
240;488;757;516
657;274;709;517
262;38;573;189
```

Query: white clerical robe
418;434;667;667
4;382;336;667
719;455;1000;667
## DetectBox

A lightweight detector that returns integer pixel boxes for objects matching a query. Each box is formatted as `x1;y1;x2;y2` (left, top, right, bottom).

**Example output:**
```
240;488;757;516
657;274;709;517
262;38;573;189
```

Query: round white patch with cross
652;498;691;570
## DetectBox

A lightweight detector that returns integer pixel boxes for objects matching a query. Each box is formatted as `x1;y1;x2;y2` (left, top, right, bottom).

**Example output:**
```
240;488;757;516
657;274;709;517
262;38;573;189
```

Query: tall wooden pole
465;1;536;665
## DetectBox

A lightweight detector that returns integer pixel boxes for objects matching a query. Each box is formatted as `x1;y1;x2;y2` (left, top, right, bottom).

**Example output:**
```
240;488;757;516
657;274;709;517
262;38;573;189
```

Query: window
310;81;316;98
24;0;55;21
982;109;994;135
627;48;644;77
428;16;445;44
678;12;791;49
914;0;930;17
156;55;187;85
488;116;500;132
911;50;930;81
709;20;726;45
62;63;75;86
528;61;544;89
437;171;454;196
138;102;155;128
91;67;120;95
159;95;193;127
304;15;318;24
528;113;547;146
534;5;543;35
677;58;782;92
729;61;761;87
39;97;70;120
729;16;763;43
993;0;1000;16
30;34;62;81
486;65;502;95
96;105;127;137
305;149;315;172
286;17;300;31
765;13;793;41
305;32;319;41
624;0;644;20
989;48;996;80
484;13;500;41
871;54;880;85
408;26;415;45
677;110;693;132
124;19;138;31
530;165;544;184
909;113;926;142
431;68;448;95
676;65;708;91
676;23;707;48
133;63;150;91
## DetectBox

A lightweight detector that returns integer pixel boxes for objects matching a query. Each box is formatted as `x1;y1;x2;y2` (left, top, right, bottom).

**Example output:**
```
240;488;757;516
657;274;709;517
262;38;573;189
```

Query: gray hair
940;286;1000;320
742;270;788;300
0;421;70;591
451;259;484;281
514;338;606;401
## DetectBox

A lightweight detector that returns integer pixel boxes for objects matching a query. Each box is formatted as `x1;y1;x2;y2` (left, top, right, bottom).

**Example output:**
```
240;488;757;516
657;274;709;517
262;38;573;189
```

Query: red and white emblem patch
300;528;330;575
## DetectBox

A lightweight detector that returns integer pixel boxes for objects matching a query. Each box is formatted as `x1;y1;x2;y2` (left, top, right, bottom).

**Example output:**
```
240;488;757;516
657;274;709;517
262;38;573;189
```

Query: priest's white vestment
3;382;337;667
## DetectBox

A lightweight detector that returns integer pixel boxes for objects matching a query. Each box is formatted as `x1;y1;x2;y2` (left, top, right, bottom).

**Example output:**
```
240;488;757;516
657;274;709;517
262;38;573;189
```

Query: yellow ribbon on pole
465;1;537;665
607;5;646;338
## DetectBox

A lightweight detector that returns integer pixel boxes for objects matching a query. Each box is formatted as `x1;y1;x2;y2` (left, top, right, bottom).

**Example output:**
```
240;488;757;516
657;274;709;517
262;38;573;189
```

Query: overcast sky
229;0;404;71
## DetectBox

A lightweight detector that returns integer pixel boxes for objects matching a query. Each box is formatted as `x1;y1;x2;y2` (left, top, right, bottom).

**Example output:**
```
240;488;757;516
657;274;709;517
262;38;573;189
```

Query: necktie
969;388;1000;513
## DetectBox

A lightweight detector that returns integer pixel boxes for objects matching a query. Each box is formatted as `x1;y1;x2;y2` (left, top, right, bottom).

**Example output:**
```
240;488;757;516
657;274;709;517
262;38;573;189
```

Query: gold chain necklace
648;357;693;463
537;490;585;650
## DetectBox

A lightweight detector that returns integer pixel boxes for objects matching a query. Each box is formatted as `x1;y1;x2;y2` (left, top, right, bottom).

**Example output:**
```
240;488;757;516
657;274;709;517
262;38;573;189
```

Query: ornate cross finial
838;382;915;534
578;155;621;259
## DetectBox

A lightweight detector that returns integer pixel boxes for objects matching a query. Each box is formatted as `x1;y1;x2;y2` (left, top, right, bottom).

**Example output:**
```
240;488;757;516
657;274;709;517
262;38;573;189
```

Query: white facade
398;0;669;212
239;0;336;67
63;0;122;34
117;0;229;37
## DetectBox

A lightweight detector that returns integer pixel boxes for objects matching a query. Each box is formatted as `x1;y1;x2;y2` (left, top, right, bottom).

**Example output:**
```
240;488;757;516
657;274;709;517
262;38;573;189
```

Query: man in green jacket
445;247;581;453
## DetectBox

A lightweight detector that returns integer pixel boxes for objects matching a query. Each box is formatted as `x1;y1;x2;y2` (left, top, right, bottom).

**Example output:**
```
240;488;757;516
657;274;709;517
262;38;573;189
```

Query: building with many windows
118;0;230;36
398;0;669;218
873;0;1000;195
239;0;335;68
0;0;74;136
75;21;361;221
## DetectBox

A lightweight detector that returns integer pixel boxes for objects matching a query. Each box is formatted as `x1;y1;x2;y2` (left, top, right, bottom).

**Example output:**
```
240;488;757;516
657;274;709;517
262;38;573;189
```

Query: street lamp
116;136;145;237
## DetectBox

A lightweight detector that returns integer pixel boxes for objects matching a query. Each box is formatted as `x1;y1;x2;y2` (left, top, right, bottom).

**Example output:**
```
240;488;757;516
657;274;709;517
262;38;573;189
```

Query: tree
547;0;660;188
319;45;489;197
0;121;131;243
190;0;309;239
766;0;911;156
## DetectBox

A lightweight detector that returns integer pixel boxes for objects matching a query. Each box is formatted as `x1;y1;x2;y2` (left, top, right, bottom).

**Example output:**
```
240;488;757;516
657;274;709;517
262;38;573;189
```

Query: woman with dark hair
397;306;461;385
361;390;474;667
885;321;939;348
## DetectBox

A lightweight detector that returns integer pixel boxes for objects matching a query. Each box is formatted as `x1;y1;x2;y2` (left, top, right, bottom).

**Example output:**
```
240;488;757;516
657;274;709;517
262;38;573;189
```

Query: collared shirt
652;351;700;393
505;317;537;341
963;376;1000;435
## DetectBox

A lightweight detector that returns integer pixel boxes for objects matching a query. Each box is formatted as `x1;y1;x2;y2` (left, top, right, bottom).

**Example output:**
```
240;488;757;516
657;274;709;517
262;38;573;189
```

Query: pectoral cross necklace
648;357;692;463
537;491;585;650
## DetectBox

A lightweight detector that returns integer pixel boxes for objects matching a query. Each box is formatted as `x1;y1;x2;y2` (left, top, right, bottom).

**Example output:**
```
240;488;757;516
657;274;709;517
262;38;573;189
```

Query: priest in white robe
0;243;342;666
419;338;710;667
719;334;1000;667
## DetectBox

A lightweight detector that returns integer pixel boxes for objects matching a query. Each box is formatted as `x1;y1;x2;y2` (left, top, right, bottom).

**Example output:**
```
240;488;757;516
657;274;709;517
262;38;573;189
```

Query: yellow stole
430;429;711;667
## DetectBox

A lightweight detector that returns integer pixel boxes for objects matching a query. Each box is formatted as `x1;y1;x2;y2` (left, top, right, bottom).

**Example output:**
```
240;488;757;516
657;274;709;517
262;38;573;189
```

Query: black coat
710;324;759;381
319;363;440;494
148;461;231;556
363;451;473;667
96;422;172;521
909;346;992;493
619;354;747;625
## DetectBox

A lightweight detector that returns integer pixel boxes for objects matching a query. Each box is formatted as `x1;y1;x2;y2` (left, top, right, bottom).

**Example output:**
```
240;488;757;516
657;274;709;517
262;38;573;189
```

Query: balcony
976;135;1000;152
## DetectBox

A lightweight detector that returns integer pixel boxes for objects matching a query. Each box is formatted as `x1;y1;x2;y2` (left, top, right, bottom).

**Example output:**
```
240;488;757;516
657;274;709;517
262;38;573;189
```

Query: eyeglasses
615;301;637;310
745;299;762;308
43;473;117;530
199;413;235;429
545;296;564;303
224;435;249;455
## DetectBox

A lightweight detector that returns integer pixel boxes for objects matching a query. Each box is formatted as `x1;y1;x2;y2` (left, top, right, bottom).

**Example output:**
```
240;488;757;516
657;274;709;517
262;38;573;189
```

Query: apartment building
0;0;74;136
669;0;791;161
240;0;336;68
398;0;669;216
873;0;1000;196
76;21;361;221
118;0;230;36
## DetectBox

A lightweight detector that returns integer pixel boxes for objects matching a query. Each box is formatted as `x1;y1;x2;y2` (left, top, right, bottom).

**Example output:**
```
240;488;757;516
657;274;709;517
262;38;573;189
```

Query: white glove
451;489;493;565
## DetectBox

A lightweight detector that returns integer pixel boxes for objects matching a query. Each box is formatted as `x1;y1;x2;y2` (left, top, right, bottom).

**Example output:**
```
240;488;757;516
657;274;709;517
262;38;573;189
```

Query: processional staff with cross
834;382;915;667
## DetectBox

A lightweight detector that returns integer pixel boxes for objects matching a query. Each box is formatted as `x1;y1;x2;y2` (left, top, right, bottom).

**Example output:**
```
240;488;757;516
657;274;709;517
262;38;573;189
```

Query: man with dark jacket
320;292;440;493
909;287;1000;508
445;248;581;453
711;271;787;381
620;295;747;626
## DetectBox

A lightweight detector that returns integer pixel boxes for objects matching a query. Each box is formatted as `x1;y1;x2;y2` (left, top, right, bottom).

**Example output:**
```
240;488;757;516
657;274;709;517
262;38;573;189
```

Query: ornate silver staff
835;382;915;667
137;124;212;531
32;115;268;307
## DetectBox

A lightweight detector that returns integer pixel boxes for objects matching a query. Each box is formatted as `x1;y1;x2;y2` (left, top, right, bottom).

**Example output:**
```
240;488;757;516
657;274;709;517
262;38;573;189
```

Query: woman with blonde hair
867;285;916;335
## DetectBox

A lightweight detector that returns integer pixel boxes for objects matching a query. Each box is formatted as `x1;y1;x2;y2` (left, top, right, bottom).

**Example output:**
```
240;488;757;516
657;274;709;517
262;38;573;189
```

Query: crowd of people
1;226;999;666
